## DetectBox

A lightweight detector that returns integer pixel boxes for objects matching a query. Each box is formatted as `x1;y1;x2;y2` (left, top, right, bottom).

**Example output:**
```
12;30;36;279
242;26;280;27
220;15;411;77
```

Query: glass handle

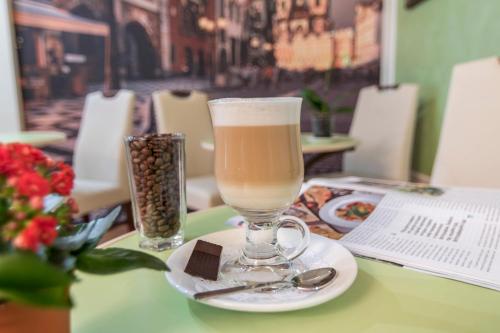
275;215;310;260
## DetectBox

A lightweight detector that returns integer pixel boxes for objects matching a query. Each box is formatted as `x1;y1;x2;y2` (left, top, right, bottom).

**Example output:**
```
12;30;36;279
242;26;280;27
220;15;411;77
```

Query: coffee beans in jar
124;133;186;251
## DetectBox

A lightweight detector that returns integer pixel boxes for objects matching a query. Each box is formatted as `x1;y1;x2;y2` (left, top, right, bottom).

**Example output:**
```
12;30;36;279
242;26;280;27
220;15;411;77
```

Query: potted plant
302;88;332;138
0;143;168;333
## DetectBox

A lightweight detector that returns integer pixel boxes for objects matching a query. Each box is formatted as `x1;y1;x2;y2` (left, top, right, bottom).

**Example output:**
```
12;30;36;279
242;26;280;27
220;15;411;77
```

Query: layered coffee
209;98;304;210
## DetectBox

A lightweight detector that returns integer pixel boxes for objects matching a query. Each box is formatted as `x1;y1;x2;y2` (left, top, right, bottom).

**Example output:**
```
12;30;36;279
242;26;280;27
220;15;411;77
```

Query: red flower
14;212;27;220
1;143;77;252
13;216;58;252
29;196;44;210
33;216;58;246
66;197;79;214
16;171;50;198
6;176;18;187
13;224;39;252
49;163;74;196
0;145;17;176
0;145;9;168
0;143;48;176
11;143;47;168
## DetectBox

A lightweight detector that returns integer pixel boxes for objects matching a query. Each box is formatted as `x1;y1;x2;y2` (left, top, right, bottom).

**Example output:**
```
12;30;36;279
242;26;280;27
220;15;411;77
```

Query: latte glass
208;97;310;283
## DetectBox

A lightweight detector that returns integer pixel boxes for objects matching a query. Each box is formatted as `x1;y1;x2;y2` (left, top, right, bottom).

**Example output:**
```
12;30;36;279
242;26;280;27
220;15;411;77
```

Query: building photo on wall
13;0;381;174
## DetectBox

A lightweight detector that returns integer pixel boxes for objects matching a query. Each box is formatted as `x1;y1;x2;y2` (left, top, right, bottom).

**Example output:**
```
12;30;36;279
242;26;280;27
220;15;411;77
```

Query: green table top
201;133;358;154
0;131;66;146
72;206;500;333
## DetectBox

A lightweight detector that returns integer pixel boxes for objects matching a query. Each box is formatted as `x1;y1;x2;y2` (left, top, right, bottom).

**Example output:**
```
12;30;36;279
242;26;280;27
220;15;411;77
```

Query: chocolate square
184;240;222;281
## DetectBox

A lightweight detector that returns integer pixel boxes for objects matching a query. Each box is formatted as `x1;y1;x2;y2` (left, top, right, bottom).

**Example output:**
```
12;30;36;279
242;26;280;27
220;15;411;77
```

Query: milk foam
208;97;302;126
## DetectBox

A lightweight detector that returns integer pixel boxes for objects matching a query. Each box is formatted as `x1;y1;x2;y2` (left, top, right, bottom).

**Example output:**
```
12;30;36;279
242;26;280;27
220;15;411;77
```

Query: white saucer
165;229;358;312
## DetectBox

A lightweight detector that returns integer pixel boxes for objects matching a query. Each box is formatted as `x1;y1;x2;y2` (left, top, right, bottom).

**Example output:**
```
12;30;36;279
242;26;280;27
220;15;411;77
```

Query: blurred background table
72;206;500;333
201;133;358;173
0;131;67;146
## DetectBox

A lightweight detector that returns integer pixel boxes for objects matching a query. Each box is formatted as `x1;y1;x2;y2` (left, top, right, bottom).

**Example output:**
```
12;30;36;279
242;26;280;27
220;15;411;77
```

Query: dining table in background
72;206;500;333
201;133;359;173
0;131;67;146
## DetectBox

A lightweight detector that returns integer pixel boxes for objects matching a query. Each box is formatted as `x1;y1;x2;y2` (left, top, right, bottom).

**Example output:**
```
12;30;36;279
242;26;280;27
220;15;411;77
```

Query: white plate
165;229;357;312
319;193;381;233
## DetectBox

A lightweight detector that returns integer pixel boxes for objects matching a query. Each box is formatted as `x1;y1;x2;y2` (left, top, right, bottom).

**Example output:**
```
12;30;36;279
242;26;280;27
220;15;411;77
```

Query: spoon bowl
292;267;337;291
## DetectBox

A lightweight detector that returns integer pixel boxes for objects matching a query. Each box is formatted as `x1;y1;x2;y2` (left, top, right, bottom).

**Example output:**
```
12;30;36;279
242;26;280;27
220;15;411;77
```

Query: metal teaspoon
193;267;337;300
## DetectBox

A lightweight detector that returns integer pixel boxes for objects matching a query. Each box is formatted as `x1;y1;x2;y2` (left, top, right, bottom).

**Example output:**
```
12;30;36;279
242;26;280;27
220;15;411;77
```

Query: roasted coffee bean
158;225;171;232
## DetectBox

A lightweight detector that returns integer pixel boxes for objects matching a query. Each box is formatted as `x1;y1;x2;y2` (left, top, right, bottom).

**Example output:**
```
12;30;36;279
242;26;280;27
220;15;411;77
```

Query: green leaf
301;88;330;113
0;253;73;290
43;194;64;213
0;286;71;308
53;222;94;251
0;197;9;225
46;247;77;272
84;206;121;249
54;206;121;253
76;248;169;275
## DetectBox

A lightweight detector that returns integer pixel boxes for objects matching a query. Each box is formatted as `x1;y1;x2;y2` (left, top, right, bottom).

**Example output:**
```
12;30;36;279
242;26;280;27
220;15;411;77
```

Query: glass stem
243;221;277;260
240;209;283;262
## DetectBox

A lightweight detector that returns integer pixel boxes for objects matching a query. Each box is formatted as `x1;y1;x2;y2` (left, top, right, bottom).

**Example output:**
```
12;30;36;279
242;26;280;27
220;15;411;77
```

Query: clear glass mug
208;97;310;283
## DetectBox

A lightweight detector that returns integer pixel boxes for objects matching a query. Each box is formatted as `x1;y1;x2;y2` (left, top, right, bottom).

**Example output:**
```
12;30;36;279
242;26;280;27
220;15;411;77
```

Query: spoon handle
193;281;283;300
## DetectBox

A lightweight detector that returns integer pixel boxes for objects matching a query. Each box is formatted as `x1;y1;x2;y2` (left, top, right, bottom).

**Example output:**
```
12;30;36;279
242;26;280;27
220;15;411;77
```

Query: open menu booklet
226;177;500;291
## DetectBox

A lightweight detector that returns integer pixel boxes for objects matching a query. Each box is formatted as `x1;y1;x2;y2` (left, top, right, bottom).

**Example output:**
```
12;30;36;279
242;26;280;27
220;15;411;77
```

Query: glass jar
124;133;186;251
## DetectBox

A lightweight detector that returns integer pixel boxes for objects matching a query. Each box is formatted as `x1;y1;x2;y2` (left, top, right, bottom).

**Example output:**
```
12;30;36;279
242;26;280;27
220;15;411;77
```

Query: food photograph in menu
285;185;384;240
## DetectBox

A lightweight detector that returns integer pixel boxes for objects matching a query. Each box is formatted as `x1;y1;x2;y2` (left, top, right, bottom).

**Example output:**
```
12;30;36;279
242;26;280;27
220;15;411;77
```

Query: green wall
396;0;500;175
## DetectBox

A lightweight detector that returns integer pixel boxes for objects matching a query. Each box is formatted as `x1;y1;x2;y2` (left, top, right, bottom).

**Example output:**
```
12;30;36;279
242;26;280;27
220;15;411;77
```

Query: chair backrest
73;90;135;185
431;57;500;188
152;90;213;177
344;84;419;181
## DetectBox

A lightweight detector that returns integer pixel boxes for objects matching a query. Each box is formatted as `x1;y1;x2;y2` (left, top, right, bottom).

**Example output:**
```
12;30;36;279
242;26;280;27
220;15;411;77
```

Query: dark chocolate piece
184;240;222;281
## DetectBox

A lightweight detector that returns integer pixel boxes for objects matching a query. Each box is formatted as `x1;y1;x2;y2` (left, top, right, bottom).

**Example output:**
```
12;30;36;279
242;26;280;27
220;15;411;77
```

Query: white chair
72;90;135;215
343;84;419;181
152;90;222;210
431;57;500;188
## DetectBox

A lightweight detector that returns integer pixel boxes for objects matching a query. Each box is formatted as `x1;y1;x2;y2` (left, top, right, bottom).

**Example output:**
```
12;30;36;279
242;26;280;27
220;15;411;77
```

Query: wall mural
13;0;381;173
